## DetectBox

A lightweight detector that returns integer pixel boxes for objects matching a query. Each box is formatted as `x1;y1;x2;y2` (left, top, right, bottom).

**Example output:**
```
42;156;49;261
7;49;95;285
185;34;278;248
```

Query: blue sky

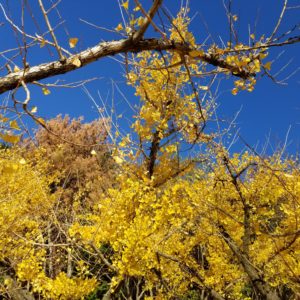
0;0;299;154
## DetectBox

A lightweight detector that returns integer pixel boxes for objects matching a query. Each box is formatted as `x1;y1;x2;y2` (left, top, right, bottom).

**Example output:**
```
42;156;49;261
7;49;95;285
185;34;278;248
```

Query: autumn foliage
0;1;299;300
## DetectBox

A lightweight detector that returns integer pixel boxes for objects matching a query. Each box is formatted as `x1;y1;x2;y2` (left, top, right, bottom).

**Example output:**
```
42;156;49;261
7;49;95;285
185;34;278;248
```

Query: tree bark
0;38;255;95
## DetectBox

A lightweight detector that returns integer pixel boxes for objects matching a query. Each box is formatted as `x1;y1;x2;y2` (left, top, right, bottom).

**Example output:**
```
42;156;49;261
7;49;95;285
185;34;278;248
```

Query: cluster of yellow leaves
115;0;145;34
70;152;300;299
124;13;209;182
0;7;295;300
0;148;99;299
170;8;196;46
0;115;21;144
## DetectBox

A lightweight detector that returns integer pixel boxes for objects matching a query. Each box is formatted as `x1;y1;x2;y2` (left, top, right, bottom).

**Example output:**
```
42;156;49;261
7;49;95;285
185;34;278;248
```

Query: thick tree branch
0;38;258;95
132;0;164;42
1;35;299;96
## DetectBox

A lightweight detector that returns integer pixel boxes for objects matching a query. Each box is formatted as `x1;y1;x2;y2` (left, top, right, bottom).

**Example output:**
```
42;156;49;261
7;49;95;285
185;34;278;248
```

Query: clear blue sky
0;0;299;154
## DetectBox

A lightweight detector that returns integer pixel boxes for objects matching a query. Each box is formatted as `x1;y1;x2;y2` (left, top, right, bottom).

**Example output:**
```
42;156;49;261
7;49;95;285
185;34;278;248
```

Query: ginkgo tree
0;0;299;300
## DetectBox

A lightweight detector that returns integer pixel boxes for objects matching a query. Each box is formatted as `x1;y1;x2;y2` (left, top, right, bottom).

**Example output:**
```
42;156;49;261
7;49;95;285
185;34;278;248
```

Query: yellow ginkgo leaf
10;120;20;130
4;278;13;286
71;57;81;67
199;86;209;91
91;149;97;156
37;118;46;126
115;23;124;31
0;116;9;122
189;50;204;58
259;52;268;60
69;37;79;48
19;158;26;165
264;61;272;71
133;6;140;11
42;87;51;95
0;133;20;144
232;15;238;22
250;33;255;40
231;88;238;95
121;0;129;10
113;156;124;164
40;39;46;48
137;17;144;27
2;163;19;174
31;106;38;114
13;65;20;72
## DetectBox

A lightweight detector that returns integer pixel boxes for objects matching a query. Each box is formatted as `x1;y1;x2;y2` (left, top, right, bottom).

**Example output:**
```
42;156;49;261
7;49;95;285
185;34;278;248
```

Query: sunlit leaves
13;65;20;72
121;0;129;10
231;87;238;95
0;3;296;299
189;49;204;58
264;61;272;71
31;106;38;113
42;87;51;95
9;120;20;130
40;39;46;48
199;85;209;91
69;150;300;299
19;158;26;164
68;37;78;48
0;133;20;143
113;155;124;164
115;23;123;31
36;117;46;126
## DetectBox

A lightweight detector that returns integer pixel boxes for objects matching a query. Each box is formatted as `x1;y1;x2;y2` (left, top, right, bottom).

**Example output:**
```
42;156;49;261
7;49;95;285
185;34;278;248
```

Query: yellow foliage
0;148;101;299
0;7;297;300
69;151;300;298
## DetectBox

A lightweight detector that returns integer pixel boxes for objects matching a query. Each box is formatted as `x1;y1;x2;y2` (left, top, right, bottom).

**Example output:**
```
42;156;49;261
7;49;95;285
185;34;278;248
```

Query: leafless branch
37;0;64;60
